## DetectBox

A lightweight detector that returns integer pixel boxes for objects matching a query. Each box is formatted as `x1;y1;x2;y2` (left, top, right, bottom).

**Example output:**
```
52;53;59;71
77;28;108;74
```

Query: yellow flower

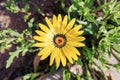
33;14;85;68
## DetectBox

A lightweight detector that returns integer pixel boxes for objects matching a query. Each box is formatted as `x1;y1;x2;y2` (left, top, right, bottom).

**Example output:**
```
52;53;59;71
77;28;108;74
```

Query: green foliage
21;4;30;12
49;65;56;75
4;0;31;13
1;0;39;69
63;70;71;80
6;39;34;68
0;28;20;51
24;13;31;22
21;73;39;80
4;0;20;13
112;44;120;53
33;4;45;16
76;75;80;80
0;28;35;68
113;63;120;70
77;58;83;66
68;0;120;79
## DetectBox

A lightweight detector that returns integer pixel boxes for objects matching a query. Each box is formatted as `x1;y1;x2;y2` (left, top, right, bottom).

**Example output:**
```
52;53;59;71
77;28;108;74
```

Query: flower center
53;34;67;48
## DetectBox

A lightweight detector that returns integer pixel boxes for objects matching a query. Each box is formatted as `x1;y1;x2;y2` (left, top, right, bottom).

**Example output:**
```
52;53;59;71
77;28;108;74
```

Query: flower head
33;14;85;68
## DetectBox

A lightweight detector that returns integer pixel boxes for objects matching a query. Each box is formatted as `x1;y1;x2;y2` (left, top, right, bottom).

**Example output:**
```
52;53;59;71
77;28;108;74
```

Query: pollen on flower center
53;34;67;48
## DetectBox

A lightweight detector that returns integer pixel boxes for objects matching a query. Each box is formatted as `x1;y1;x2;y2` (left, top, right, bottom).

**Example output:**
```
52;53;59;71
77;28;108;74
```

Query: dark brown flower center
53;34;67;48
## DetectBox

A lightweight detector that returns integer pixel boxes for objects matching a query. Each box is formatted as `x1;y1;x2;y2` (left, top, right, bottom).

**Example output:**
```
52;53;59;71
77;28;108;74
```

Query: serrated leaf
6;48;22;68
8;29;20;37
28;18;34;28
21;48;28;56
24;13;31;22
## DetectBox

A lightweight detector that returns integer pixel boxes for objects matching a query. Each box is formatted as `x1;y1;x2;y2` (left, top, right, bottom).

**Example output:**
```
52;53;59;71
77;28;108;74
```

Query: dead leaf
33;54;40;73
107;74;112;80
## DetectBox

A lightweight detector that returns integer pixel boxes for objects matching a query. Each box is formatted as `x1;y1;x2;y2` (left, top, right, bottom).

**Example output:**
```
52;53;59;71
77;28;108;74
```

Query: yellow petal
33;42;51;47
77;37;86;41
67;35;86;41
53;15;58;27
64;18;76;34
66;44;80;56
77;31;84;35
62;15;67;27
62;46;73;64
33;34;53;42
65;45;78;61
49;48;59;66
60;49;66;66
39;23;50;33
53;15;60;33
55;49;61;68
35;30;45;36
67;30;84;36
57;14;63;33
50;54;54;66
38;44;54;56
41;51;51;60
71;53;78;60
66;28;84;36
67;41;85;47
58;14;62;24
54;26;61;33
62;15;67;34
45;31;54;39
74;25;82;31
45;17;53;29
66;25;82;35
33;36;46;42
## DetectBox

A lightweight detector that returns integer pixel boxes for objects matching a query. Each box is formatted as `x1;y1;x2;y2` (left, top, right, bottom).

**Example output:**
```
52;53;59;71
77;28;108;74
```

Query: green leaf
22;73;39;80
21;4;30;12
49;65;56;75
77;58;83;66
21;48;28;56
24;13;31;22
8;28;21;37
112;44;120;53
84;23;97;35
84;47;93;63
111;47;120;62
76;75;81;80
113;63;120;70
33;4;45;16
21;42;33;56
6;41;33;68
4;0;20;13
6;47;22;68
84;0;94;8
28;18;34;28
63;70;71;80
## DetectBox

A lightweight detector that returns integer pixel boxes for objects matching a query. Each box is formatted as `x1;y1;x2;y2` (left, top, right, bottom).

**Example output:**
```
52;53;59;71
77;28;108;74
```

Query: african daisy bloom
33;14;85;68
